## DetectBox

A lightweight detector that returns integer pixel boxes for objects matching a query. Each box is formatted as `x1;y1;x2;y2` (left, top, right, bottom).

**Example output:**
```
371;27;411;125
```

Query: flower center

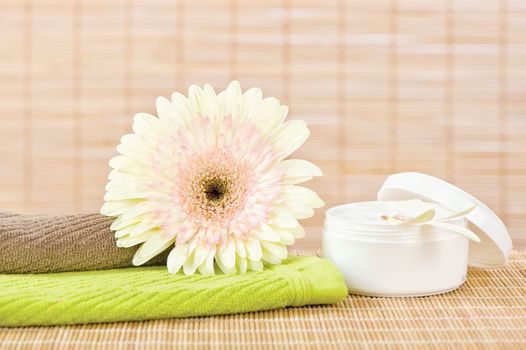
202;176;228;202
177;148;254;229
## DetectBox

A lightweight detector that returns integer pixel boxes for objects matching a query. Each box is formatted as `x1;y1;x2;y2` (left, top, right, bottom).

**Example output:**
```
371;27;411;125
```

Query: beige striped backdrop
0;0;525;249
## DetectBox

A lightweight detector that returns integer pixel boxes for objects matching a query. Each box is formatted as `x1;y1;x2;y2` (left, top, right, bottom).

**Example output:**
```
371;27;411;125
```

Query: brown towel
0;212;167;274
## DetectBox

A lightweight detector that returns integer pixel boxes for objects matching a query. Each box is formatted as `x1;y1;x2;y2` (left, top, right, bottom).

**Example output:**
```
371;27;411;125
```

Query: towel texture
0;256;347;327
0;212;167;273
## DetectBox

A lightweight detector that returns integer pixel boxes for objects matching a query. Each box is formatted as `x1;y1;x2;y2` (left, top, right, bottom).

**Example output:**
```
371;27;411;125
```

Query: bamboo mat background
0;250;525;349
0;0;525;249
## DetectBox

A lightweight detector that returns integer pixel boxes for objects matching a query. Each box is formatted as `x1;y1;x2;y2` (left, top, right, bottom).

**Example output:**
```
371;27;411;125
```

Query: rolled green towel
0;256;347;326
0;212;167;273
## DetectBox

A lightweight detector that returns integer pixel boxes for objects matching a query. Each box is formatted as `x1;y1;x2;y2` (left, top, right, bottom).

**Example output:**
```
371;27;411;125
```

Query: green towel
0;256;347;327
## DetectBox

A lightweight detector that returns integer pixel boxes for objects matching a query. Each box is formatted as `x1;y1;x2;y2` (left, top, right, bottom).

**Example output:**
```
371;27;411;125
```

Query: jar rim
325;200;457;227
323;223;464;241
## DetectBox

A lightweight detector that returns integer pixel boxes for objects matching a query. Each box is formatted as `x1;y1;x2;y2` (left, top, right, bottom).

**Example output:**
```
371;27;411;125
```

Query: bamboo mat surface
0;250;525;350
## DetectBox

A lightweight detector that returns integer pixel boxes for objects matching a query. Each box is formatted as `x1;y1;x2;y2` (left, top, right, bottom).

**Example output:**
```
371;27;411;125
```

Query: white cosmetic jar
322;172;512;297
322;200;470;297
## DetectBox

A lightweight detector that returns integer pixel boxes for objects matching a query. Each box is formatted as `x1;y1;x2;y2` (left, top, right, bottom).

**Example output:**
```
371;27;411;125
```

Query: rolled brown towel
0;212;167;274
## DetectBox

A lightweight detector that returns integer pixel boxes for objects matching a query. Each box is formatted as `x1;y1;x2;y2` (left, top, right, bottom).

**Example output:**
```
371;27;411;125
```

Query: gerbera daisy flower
101;81;324;275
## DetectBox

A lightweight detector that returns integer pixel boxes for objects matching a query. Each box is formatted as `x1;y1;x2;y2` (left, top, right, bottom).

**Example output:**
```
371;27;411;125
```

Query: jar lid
377;172;512;268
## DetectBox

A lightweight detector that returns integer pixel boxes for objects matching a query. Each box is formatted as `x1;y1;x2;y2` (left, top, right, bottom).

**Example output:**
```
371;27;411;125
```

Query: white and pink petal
133;232;176;266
